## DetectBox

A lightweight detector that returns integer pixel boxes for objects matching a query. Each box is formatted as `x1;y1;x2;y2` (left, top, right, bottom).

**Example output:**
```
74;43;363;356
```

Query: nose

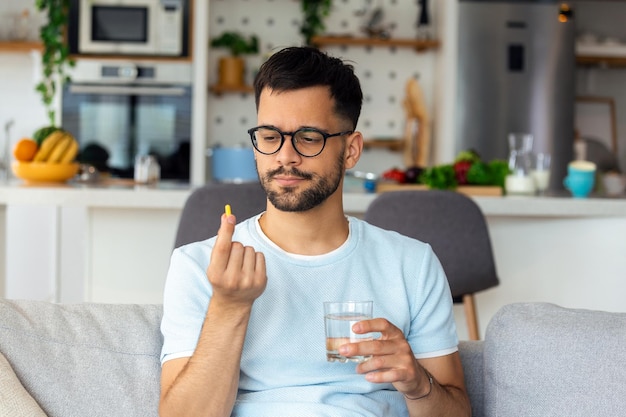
275;133;301;165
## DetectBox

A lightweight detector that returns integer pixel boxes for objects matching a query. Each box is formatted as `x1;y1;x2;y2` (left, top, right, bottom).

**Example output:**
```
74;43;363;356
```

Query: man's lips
273;175;305;186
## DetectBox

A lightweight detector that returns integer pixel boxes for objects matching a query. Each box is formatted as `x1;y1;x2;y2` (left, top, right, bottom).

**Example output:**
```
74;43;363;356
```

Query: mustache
266;166;313;180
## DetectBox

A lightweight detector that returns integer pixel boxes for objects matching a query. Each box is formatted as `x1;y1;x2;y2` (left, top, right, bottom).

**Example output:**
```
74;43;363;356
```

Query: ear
344;131;363;170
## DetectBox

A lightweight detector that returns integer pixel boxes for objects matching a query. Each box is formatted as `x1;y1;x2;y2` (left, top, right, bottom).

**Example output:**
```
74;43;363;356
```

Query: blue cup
563;161;596;198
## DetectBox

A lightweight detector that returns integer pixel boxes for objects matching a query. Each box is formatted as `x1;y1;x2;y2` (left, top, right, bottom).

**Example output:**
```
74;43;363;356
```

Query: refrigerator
456;0;576;190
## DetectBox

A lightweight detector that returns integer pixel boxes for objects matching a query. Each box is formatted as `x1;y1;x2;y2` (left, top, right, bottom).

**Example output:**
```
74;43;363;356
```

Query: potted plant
35;0;75;126
210;31;259;88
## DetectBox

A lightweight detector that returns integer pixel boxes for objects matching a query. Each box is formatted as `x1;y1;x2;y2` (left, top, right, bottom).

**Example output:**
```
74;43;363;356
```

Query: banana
33;131;65;162
59;138;79;164
47;135;73;163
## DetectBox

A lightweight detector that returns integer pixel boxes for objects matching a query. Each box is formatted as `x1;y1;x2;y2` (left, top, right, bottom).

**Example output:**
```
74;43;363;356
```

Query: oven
68;0;190;57
61;59;192;181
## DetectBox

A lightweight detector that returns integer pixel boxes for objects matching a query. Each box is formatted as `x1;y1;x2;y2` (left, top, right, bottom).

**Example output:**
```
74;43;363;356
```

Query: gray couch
1;300;625;417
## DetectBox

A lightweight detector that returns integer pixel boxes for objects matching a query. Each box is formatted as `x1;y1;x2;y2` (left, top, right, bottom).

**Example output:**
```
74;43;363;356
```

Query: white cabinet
86;207;180;304
3;204;181;304
1;183;190;303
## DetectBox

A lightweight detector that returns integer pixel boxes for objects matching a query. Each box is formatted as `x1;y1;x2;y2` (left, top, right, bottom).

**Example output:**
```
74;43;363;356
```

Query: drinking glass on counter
531;152;551;194
324;301;373;363
506;133;535;196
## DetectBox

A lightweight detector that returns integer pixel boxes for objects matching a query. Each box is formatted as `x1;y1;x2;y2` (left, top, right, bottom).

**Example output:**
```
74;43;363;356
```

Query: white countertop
0;179;192;209
2;180;626;217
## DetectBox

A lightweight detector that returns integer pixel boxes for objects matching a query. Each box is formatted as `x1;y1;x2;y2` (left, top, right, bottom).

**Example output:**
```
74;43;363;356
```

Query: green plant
301;0;332;45
35;0;75;126
210;32;259;57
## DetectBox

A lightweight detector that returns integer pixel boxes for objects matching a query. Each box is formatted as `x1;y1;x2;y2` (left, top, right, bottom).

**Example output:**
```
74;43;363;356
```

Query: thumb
211;210;237;262
216;210;236;242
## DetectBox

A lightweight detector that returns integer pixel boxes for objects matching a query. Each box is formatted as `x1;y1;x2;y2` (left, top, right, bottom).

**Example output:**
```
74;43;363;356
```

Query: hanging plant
301;0;332;46
35;0;75;126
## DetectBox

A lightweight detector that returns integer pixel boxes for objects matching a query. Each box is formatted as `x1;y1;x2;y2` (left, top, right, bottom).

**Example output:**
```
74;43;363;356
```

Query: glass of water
323;301;373;363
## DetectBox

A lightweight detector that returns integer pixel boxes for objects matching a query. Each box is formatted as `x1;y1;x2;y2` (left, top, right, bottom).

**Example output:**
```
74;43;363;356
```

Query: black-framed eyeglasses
248;125;354;157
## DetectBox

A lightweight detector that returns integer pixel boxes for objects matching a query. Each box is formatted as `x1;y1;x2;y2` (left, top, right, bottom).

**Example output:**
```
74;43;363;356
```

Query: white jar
134;155;160;184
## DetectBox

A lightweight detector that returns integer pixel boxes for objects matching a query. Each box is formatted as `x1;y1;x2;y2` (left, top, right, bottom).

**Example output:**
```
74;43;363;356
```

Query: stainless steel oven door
78;0;183;56
62;61;192;181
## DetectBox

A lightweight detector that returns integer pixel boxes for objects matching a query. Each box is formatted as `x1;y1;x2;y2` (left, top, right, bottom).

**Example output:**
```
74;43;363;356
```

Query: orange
13;138;39;162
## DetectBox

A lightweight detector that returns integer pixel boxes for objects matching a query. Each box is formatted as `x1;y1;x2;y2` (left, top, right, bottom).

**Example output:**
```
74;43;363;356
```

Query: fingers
207;206;267;302
339;317;415;370
339;318;423;395
352;318;403;339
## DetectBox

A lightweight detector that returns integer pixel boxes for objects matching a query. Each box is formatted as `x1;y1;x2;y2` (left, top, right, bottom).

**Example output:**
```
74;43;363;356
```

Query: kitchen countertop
2;179;626;217
0;179;192;209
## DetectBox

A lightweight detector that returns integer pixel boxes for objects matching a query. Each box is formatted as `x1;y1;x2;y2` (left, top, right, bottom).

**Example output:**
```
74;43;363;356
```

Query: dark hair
253;46;363;129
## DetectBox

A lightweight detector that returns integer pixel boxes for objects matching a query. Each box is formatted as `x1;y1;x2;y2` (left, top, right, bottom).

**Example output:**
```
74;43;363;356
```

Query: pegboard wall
207;0;439;174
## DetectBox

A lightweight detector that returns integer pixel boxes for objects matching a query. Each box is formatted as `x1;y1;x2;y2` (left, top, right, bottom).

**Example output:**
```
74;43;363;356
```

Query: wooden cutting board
376;182;503;196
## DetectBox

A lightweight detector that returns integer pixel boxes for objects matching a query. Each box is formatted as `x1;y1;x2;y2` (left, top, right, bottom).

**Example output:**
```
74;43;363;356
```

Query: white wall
0;52;49;160
0;1;48;159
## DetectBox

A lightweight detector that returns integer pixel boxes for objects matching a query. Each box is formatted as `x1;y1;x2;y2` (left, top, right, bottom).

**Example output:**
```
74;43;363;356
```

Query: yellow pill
225;204;232;216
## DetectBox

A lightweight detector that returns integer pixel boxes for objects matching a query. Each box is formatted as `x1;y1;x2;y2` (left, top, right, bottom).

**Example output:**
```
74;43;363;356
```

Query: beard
258;151;346;212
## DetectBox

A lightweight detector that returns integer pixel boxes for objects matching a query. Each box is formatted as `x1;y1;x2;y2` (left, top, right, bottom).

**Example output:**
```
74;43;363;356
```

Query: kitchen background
2;0;626;180
206;0;438;175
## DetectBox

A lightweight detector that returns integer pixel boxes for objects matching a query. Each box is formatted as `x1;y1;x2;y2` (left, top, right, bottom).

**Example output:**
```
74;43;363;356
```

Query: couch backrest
0;299;163;417
483;302;626;417
459;340;485;417
19;299;618;417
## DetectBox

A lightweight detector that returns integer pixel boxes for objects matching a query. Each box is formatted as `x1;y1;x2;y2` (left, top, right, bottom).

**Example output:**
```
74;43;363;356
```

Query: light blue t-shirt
160;215;458;417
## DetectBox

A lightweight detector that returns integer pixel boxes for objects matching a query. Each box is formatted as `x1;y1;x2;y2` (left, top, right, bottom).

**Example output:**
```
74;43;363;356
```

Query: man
159;46;471;417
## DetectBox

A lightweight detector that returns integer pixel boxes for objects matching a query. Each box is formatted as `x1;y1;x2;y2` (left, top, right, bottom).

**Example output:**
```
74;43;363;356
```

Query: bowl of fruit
11;127;80;183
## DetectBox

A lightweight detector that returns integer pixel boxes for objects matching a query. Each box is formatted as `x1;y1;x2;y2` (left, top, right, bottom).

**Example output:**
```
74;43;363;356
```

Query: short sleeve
408;244;459;358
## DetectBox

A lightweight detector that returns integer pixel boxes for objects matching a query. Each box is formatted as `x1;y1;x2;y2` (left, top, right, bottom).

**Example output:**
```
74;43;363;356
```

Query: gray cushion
0;299;163;417
459;340;484;417
484;302;626;417
0;351;47;417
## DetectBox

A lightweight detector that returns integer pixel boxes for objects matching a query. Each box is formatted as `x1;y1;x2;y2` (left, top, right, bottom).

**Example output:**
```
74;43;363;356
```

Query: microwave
68;0;189;57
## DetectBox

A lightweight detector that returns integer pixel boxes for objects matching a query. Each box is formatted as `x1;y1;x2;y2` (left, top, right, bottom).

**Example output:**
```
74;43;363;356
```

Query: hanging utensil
1;119;15;180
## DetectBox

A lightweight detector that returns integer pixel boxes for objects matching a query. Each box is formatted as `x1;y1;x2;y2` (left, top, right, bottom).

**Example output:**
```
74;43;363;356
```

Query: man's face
254;86;352;212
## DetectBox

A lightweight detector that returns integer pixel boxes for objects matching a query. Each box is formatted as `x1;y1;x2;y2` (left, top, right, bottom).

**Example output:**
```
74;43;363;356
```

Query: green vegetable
419;164;457;190
421;152;510;190
466;161;492;185
487;159;510;188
